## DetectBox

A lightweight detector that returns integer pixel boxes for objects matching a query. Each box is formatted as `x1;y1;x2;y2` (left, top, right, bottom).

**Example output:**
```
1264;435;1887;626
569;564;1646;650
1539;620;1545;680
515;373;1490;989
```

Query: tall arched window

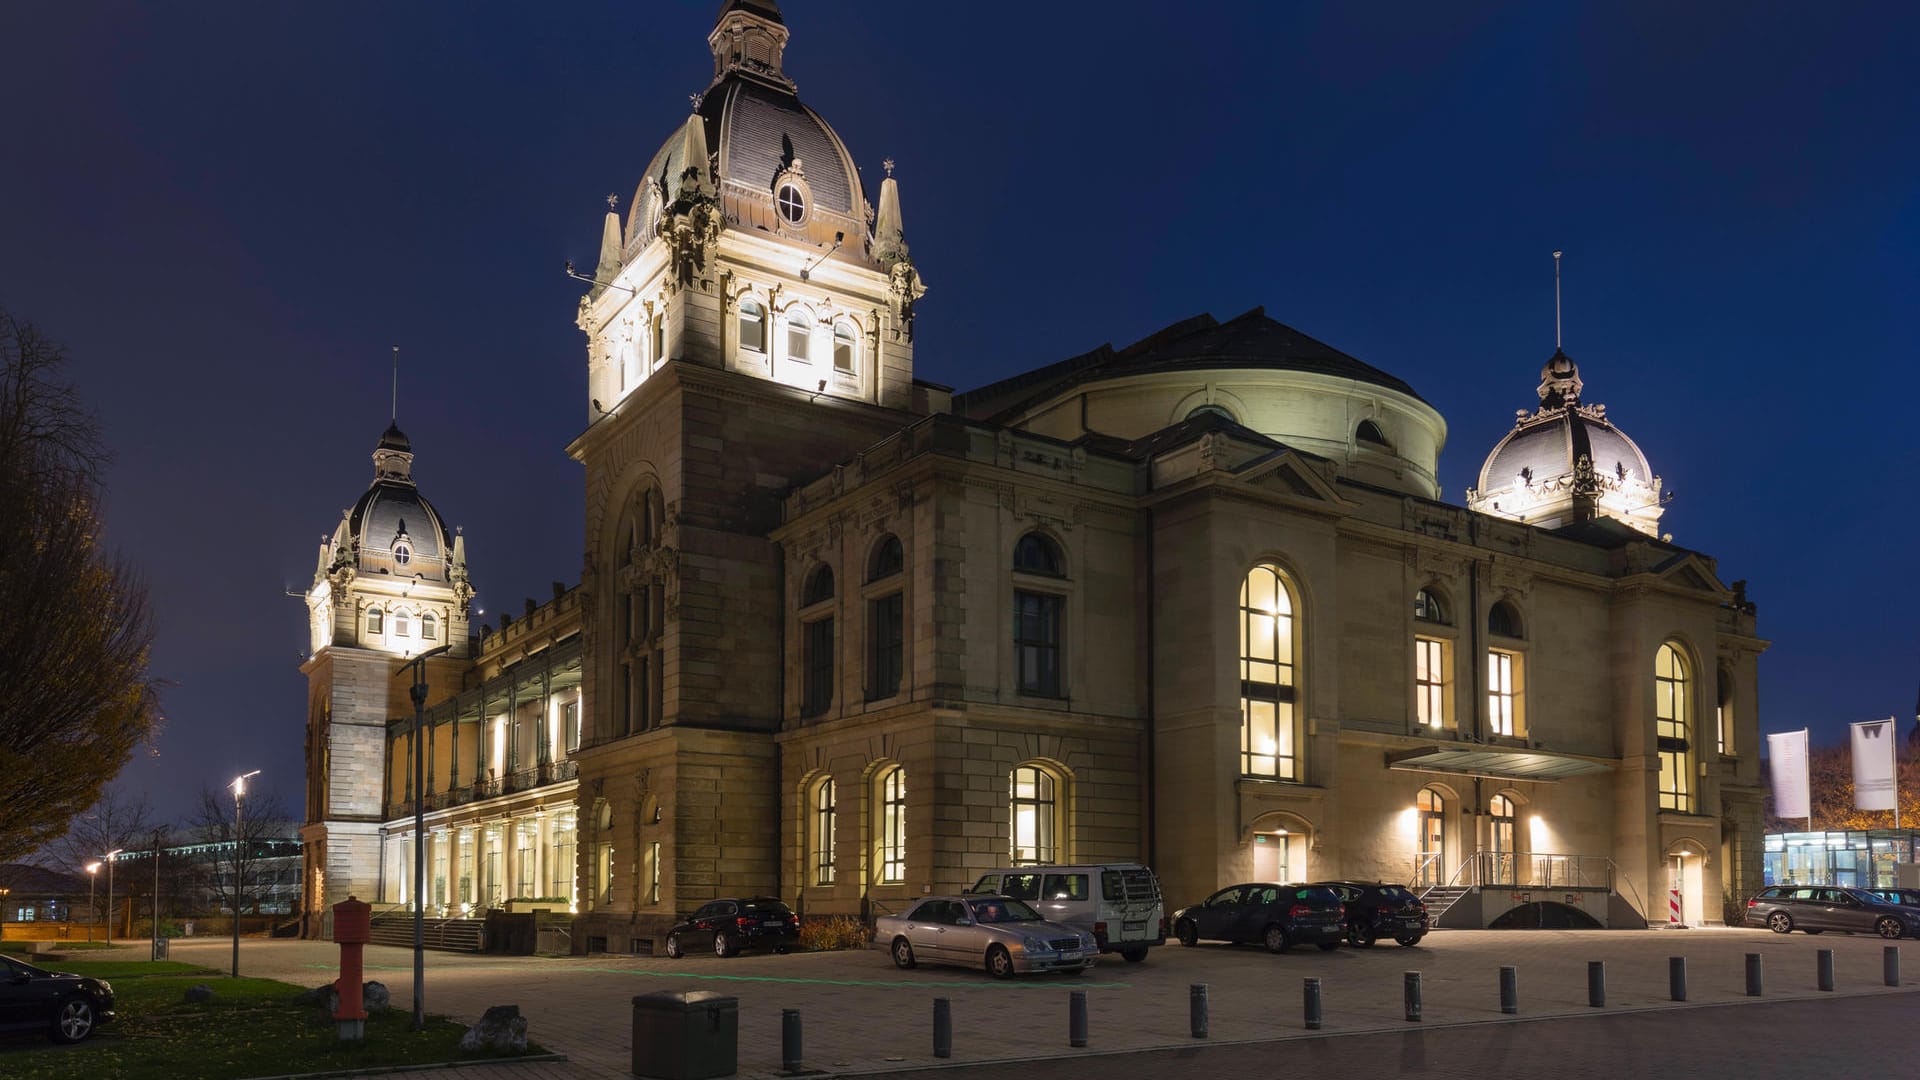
1486;600;1524;738
366;607;384;636
1717;666;1734;756
1417;788;1446;886
1010;765;1058;865
1656;642;1693;812
1489;794;1516;856
800;566;835;717
833;321;856;373
811;777;836;886
875;766;906;884
422;613;437;641
786;307;812;364
1012;532;1066;697
867;536;904;700
739;296;766;353
1240;564;1298;780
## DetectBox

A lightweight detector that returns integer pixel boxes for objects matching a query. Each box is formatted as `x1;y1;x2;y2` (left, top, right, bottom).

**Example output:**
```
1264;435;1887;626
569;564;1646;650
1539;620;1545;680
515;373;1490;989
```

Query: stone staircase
367;913;486;952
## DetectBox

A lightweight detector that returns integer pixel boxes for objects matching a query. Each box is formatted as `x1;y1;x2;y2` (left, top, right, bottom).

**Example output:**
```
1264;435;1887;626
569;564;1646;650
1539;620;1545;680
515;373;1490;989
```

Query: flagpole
1804;727;1812;835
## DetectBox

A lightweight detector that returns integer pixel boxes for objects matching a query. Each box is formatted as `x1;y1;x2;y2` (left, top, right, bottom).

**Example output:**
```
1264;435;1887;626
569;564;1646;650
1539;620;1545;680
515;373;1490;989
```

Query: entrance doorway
1253;831;1295;882
1667;848;1705;925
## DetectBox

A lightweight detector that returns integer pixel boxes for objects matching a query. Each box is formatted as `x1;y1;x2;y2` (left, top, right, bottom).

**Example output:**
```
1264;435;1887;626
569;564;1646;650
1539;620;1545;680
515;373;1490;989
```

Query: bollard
1745;952;1764;996
330;896;372;1041
1190;983;1209;1039
782;1008;802;1074
1404;971;1422;1022
1499;965;1518;1015
1069;990;1088;1048
1817;949;1835;992
933;998;952;1058
1587;960;1606;1007
1885;946;1901;988
1303;977;1323;1030
1669;956;1688;1002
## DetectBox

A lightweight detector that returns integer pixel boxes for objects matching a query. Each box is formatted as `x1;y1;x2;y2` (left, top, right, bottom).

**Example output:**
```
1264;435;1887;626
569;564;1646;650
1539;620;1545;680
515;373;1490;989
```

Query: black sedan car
662;897;801;958
0;953;114;1042
1172;883;1345;953
1315;880;1429;947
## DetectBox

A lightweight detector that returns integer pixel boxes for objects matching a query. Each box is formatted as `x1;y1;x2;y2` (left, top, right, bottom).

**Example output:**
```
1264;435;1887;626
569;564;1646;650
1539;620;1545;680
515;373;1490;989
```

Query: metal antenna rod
391;346;400;422
1553;251;1564;349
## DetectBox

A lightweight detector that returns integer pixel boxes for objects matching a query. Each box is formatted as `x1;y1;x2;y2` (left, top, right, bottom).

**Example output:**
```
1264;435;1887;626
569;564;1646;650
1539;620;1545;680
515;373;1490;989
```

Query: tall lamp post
230;770;260;978
151;827;167;960
103;850;123;944
85;863;100;943
396;643;451;1033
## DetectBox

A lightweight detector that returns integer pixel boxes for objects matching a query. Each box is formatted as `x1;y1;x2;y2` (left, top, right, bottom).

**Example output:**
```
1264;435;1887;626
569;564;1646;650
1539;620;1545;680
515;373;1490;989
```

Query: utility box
632;990;737;1080
151;938;169;960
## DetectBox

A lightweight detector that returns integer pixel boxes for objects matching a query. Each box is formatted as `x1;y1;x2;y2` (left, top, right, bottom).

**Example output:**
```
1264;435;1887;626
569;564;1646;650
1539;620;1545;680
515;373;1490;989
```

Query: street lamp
396;643;451;1032
230;770;260;978
103;850;123;944
85;863;100;943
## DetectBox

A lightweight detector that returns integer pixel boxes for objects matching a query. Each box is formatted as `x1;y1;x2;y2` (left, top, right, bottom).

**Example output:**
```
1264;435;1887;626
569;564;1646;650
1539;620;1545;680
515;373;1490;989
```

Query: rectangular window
595;842;614;907
367;609;383;635
868;593;903;700
879;770;907;884
1414;637;1447;729
813;781;836;886
787;318;810;363
802;617;835;716
833;330;854;372
647;841;661;905
1014;590;1062;696
394;612;410;637
457;829;474;906
563;700;581;752
740;305;765;352
515;821;536;898
1487;650;1521;737
422;614;437;640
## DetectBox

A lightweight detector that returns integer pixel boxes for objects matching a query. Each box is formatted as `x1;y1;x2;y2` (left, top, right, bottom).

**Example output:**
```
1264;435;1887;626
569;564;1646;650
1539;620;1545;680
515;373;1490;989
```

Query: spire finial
606;192;619;211
883;157;895;178
1552;250;1564;350
690;92;704;112
391;346;399;423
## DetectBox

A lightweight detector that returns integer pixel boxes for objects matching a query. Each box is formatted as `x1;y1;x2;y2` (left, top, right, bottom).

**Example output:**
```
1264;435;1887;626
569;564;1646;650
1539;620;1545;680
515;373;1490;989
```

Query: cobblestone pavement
163;926;1916;1079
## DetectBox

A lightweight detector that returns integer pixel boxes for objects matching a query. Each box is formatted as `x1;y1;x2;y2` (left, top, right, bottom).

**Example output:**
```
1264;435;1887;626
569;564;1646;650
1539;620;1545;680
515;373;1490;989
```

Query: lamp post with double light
85;863;100;943
230;770;260;977
103;850;123;943
396;643;451;1032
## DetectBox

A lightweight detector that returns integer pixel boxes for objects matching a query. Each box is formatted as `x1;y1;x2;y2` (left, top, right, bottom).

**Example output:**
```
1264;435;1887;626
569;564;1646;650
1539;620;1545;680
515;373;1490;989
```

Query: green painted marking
297;961;1129;990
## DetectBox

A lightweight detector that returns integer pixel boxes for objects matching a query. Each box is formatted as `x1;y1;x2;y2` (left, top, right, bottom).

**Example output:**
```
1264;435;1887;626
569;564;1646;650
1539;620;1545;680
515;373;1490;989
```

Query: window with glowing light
811;777;836;885
1415;637;1447;729
1009;764;1059;865
1239;564;1298;780
876;766;906;884
1657;642;1693;812
1489;793;1516;856
1717;667;1733;756
1417;788;1445;886
1487;650;1521;737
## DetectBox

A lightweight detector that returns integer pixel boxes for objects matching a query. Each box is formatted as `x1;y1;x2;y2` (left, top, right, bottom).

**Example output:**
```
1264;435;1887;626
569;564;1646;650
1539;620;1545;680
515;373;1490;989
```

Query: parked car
1745;885;1920;939
0;954;114;1043
876;894;1099;978
966;863;1166;962
1172;883;1345;953
662;897;801;958
1868;888;1920;907
1315;880;1429;947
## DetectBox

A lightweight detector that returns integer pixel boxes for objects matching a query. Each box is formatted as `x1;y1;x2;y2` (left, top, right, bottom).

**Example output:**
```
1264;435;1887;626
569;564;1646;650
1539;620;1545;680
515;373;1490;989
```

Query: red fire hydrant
333;896;371;1040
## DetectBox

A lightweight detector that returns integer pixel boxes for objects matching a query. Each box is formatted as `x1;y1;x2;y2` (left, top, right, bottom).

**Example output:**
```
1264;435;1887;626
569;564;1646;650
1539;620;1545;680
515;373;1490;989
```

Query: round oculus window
776;183;807;225
393;544;411;566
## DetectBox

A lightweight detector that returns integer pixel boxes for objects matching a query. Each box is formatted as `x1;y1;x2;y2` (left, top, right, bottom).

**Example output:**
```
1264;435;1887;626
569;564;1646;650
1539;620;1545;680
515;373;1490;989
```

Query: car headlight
1080;933;1097;949
1021;935;1046;952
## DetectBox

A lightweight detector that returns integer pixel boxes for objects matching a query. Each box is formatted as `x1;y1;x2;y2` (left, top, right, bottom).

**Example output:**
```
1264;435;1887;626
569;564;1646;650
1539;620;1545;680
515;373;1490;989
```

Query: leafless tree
189;785;295;920
0;308;161;865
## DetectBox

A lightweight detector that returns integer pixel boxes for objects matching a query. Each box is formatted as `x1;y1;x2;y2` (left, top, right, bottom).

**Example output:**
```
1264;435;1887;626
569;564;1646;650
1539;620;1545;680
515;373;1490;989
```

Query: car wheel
1876;917;1903;940
1349;922;1377;948
1395;934;1423;947
1263;925;1290;954
1175;919;1199;948
1767;911;1793;934
664;932;684;959
53;997;95;1043
713;931;737;958
775;943;791;955
1120;945;1149;963
892;937;917;969
986;944;1015;979
1316;941;1340;952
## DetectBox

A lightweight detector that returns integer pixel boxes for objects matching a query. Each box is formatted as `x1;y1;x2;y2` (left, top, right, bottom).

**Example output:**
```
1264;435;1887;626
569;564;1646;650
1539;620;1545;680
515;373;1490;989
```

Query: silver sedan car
876;895;1099;978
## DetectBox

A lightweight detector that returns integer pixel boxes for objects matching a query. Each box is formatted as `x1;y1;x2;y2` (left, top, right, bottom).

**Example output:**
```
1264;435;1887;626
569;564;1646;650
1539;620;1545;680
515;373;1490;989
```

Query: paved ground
162;926;1915;1079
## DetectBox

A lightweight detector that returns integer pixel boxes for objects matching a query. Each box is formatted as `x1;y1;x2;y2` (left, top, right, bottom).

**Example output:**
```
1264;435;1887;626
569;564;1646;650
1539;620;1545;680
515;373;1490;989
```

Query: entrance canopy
1386;746;1611;784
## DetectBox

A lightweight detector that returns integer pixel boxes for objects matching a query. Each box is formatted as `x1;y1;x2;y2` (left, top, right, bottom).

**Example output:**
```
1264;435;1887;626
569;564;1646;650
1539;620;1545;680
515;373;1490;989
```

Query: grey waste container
632;990;737;1080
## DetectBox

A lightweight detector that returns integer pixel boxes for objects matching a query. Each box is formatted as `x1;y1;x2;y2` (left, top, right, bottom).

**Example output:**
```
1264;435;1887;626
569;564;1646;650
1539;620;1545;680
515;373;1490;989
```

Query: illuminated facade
300;0;1770;945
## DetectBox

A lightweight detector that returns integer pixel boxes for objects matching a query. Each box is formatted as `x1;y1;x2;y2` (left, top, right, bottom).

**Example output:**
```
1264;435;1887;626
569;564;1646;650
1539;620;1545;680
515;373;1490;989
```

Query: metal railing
387;760;581;819
1415;849;1646;905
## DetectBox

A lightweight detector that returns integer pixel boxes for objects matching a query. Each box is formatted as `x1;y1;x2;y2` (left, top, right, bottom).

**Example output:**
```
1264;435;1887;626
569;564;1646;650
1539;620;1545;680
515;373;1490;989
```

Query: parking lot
169;926;1918;1079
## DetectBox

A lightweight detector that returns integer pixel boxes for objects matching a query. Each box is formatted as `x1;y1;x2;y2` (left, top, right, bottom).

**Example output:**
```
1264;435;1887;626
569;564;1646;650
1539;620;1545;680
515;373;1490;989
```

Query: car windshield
0;954;43;977
968;898;1043;923
1376;886;1417;902
741;900;793;917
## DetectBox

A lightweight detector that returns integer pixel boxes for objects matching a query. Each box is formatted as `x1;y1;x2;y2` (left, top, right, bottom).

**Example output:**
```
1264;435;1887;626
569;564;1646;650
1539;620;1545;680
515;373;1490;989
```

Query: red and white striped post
1668;888;1683;926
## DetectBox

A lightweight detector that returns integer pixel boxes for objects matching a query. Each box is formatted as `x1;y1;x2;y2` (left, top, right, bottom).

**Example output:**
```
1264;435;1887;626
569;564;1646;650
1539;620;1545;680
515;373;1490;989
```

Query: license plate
1122;921;1146;933
763;920;784;927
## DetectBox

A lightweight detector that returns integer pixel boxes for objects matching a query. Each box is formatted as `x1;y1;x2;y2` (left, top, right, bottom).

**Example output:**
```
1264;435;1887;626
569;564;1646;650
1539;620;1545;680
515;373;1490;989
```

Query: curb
240;1052;570;1080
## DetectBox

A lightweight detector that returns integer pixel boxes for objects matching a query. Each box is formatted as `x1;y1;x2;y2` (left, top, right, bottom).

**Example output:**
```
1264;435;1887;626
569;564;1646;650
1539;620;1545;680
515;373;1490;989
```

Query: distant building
299;1;1768;947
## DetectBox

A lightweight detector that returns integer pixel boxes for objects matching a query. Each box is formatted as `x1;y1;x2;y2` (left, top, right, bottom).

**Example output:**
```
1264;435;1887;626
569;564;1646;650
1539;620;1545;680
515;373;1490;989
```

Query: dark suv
1172;883;1345;953
1745;885;1920;939
0;954;115;1042
1315;880;1429;947
663;897;801;958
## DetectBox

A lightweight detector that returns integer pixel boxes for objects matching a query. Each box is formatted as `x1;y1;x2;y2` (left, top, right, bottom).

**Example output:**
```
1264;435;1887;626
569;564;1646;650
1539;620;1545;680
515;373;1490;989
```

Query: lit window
1489;794;1516;855
647;841;661;905
1417;788;1445;886
1657;642;1693;812
1010;765;1058;865
367;608;383;635
1415;637;1446;729
876;766;906;884
739;296;766;352
812;778;836;886
422;613;437;640
833;322;856;373
776;183;806;225
1240;564;1298;780
1717;667;1733;756
1487;649;1521;737
786;309;811;363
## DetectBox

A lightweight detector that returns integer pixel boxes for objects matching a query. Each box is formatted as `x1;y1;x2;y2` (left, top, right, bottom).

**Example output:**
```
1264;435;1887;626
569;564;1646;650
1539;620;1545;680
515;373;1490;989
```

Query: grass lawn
0;959;545;1080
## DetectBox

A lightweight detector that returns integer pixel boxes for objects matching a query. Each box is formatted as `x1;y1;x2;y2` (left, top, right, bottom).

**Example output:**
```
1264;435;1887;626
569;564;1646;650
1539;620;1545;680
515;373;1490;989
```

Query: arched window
1356;419;1392;447
867;537;904;701
1488;601;1522;639
1417;788;1446;886
801;566;835;717
739;296;766;353
366;607;384;636
1414;589;1447;624
1010;765;1059;865
786;308;812;364
1186;403;1234;422
393;610;410;637
651;314;665;369
1717;666;1734;756
1012;533;1065;696
811;777;836;886
614;504;663;737
1657;642;1693;812
875;766;906;884
1489;794;1516;857
1239;564;1299;780
422;613;437;641
833;322;856;373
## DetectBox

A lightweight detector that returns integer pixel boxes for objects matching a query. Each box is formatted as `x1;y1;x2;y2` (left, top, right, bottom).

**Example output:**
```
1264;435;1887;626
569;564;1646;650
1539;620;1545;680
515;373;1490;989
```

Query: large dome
1468;349;1666;537
329;424;455;584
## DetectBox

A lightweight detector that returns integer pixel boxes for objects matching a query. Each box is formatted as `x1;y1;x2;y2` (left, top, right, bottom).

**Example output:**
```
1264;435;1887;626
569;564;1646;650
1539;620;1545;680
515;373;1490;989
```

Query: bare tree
0;308;161;865
189;785;295;922
48;789;157;928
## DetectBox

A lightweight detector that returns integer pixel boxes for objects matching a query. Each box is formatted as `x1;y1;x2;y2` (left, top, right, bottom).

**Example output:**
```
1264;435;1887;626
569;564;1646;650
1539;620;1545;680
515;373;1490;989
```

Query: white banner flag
1768;729;1811;819
1852;718;1898;811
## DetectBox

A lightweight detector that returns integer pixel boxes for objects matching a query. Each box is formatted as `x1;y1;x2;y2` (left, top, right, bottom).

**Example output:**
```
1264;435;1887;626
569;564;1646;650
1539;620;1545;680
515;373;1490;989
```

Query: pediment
1234;450;1345;505
1656;553;1726;595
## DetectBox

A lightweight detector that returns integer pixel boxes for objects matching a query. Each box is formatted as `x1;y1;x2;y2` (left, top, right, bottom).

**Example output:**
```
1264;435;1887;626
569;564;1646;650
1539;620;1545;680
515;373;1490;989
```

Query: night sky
4;2;1915;826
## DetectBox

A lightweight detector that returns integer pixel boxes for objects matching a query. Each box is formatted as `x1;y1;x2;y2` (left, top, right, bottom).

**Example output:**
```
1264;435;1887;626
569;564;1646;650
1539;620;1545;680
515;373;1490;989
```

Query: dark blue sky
3;2;1915;824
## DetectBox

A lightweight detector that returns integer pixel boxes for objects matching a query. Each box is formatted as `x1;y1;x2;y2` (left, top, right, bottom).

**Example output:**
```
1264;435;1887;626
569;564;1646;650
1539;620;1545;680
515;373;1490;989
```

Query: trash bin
151;938;169;960
632;990;737;1080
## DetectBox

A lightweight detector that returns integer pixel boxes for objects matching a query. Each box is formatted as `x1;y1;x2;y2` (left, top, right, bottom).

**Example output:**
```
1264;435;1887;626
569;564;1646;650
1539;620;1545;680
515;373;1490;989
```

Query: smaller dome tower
1467;349;1666;537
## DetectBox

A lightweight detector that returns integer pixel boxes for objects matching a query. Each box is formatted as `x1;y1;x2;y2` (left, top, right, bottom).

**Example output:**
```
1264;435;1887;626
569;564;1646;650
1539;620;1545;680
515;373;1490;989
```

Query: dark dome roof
377;422;411;452
1478;406;1653;495
340;426;454;583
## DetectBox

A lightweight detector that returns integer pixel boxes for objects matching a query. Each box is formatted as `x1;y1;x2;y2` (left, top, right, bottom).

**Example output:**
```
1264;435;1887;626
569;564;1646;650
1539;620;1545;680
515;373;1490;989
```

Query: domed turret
1467;349;1666;537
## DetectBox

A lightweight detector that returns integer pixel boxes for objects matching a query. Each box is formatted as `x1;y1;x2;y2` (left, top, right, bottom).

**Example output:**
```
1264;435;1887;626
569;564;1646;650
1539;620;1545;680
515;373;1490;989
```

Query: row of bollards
773;946;1904;1072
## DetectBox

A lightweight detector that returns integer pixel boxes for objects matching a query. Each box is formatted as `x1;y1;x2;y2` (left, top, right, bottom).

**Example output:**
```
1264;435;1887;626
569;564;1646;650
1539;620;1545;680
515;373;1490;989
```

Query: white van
966;863;1166;962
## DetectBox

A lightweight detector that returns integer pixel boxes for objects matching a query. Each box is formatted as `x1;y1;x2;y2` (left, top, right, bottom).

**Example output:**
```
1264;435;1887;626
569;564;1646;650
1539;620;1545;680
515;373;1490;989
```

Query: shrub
798;915;871;952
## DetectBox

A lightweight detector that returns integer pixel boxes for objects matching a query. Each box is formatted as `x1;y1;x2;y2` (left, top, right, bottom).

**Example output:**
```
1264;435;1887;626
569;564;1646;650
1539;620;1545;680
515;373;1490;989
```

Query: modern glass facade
1763;829;1920;890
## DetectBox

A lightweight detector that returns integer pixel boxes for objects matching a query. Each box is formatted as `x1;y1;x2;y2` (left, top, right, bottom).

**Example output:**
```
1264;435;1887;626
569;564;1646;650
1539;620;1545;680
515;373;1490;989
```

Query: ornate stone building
299;0;1767;947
